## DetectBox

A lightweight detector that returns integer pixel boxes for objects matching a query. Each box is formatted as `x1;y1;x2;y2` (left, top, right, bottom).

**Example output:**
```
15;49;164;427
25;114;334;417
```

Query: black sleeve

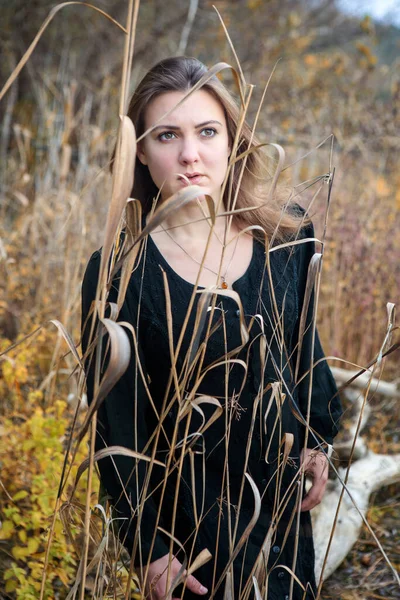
81;251;169;565
292;222;342;449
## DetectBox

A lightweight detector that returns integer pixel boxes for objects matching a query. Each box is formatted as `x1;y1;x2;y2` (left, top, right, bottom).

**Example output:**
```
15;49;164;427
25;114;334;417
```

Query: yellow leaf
5;580;18;593
58;569;70;585
12;512;22;526
0;520;14;539
13;490;29;502
54;519;63;534
28;390;44;404
12;545;29;559
27;537;39;554
18;529;27;543
31;512;42;527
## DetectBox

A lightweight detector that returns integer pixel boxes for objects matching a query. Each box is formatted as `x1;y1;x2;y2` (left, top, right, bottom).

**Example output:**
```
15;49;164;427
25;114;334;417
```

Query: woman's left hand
299;448;329;512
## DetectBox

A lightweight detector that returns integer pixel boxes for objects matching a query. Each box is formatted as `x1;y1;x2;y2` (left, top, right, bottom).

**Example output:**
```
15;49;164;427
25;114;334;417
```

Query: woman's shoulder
82;249;101;291
82;237;174;323
83;231;149;285
283;203;316;259
286;202;313;232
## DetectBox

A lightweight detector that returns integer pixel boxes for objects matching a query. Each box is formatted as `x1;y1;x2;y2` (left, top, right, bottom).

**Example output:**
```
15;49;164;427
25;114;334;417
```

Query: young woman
81;56;342;600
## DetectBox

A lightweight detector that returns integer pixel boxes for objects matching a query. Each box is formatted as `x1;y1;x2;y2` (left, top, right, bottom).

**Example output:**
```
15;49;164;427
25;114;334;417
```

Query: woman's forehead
144;89;226;128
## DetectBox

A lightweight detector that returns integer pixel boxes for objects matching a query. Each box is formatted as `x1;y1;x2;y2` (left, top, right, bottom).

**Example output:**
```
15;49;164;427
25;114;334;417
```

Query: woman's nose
179;137;199;165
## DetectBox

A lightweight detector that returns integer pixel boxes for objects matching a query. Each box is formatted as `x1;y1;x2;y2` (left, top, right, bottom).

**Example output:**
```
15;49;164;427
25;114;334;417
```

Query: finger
301;477;327;511
300;486;319;512
185;573;208;595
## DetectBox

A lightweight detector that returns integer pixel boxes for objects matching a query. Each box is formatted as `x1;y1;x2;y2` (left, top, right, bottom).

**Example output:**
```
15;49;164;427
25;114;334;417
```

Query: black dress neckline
147;233;257;292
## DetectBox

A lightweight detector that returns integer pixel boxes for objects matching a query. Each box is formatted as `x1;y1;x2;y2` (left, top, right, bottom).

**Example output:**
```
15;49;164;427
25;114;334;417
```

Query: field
0;1;399;598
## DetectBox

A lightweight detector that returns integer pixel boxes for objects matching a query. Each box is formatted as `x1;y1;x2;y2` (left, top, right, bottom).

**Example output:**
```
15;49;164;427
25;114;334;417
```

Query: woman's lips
178;174;204;185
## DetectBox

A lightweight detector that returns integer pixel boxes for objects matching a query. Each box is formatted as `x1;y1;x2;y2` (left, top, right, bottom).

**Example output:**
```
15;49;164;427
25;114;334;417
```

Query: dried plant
0;2;399;600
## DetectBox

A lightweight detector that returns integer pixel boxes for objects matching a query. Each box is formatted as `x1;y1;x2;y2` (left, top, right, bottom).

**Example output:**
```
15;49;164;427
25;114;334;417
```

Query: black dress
81;221;342;600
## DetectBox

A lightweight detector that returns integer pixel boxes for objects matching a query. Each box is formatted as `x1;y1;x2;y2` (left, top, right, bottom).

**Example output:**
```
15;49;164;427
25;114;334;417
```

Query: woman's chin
161;183;214;206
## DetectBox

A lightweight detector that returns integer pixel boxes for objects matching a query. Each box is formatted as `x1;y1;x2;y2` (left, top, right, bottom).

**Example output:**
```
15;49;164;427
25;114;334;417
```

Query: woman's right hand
144;553;208;600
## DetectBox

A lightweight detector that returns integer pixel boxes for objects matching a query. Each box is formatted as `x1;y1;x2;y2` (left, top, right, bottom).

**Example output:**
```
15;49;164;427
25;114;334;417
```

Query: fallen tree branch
312;451;400;580
331;366;400;398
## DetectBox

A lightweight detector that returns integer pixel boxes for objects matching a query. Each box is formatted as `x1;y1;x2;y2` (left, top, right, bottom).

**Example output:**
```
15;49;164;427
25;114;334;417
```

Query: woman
81;56;342;600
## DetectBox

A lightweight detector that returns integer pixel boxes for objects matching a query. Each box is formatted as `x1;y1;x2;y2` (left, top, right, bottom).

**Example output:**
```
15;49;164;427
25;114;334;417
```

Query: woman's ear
137;142;147;165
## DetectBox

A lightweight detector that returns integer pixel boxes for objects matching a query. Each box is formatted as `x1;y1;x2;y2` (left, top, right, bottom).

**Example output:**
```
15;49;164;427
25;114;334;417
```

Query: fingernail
200;585;208;594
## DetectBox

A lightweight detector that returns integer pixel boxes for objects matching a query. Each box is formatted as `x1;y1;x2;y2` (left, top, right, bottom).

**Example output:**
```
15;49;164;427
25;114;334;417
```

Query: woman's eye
200;128;217;137
158;131;176;141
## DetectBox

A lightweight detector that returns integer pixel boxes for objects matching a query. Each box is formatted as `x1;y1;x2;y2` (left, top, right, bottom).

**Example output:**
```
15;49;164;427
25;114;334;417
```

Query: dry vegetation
0;0;399;598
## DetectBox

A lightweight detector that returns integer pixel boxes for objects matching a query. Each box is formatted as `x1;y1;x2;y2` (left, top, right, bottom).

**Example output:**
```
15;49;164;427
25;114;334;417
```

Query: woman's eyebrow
195;120;223;128
152;120;222;132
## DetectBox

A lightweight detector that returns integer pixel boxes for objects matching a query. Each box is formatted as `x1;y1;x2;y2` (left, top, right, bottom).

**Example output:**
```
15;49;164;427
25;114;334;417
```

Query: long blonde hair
113;56;305;242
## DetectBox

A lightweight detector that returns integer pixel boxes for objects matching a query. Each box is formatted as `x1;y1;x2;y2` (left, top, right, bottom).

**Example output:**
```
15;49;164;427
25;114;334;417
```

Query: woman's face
137;89;231;204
